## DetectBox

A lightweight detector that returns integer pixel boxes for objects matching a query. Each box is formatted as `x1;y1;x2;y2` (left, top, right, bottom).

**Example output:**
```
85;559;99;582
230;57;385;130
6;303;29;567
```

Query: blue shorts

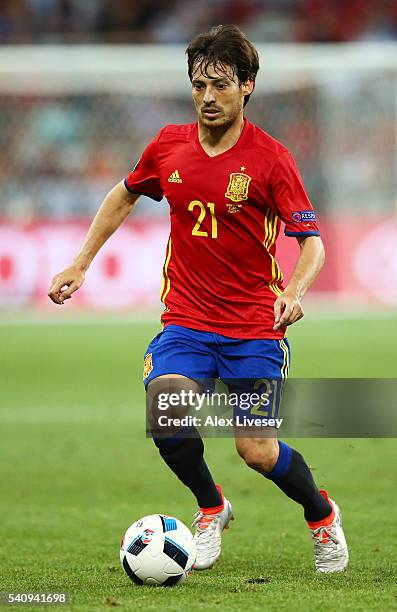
143;325;290;420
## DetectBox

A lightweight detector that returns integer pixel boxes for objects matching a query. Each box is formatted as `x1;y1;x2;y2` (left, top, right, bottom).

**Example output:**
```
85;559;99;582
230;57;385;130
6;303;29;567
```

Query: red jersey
125;118;319;339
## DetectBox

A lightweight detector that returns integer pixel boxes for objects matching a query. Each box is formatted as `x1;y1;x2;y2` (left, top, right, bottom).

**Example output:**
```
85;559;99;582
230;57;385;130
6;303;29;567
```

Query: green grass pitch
0;314;396;611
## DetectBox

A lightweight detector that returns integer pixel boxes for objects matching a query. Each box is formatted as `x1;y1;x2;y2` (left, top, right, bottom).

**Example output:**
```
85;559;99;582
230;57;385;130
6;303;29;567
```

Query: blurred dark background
1;0;397;44
0;0;396;309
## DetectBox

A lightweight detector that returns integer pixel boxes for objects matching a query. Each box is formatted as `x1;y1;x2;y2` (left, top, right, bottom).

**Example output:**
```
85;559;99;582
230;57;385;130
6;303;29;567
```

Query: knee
237;442;279;474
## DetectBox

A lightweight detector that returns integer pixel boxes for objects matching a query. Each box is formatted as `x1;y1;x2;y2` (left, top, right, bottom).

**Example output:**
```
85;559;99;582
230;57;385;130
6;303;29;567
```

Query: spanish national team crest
225;171;251;213
143;353;153;380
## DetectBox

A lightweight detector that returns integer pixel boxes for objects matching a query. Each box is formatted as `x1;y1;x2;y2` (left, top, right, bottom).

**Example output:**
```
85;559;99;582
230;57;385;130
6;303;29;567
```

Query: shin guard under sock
153;427;222;509
265;441;333;522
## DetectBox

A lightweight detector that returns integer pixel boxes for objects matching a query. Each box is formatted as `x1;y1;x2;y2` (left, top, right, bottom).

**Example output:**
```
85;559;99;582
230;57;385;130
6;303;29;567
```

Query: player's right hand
48;266;85;305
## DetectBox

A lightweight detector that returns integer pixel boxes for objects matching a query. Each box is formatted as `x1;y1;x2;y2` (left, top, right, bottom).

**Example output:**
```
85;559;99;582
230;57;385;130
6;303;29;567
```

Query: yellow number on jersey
188;200;208;237
207;202;218;239
188;200;218;239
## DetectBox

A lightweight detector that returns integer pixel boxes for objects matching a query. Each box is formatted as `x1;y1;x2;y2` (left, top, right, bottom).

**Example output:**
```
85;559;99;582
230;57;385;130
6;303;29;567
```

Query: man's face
191;63;253;129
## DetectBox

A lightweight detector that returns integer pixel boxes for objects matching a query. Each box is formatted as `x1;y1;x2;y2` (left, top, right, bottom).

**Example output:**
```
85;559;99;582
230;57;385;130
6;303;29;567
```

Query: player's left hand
273;290;304;330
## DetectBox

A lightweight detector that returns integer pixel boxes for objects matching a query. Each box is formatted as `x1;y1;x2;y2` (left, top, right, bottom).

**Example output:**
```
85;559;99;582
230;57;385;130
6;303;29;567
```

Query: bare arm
48;181;140;304
273;235;325;331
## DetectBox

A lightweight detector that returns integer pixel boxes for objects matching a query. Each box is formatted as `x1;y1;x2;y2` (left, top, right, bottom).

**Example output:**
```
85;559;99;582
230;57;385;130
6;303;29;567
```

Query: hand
273;290;304;331
48;266;85;305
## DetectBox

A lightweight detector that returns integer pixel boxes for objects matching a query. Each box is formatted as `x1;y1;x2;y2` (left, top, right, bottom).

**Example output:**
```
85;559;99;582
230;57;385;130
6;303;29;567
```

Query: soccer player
48;25;348;573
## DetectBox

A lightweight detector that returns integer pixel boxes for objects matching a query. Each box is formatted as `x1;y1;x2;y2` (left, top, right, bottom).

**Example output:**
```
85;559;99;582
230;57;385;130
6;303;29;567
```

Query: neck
198;113;245;156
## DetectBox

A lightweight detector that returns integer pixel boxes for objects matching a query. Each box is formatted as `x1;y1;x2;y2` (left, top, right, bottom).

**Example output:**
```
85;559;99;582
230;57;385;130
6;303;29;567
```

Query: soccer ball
120;514;196;587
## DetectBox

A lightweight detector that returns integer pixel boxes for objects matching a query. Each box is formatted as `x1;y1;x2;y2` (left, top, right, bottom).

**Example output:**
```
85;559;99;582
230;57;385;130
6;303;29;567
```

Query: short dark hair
186;24;259;107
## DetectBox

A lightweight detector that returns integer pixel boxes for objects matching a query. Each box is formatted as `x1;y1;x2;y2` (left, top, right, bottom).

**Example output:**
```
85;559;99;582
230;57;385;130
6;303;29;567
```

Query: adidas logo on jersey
168;170;182;183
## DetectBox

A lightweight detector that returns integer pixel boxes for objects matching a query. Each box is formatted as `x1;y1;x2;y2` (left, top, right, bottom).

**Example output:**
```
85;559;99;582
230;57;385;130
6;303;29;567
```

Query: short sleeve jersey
125;118;320;339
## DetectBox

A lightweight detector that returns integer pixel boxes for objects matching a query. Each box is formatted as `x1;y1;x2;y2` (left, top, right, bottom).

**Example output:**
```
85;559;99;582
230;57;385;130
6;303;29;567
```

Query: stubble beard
199;101;242;134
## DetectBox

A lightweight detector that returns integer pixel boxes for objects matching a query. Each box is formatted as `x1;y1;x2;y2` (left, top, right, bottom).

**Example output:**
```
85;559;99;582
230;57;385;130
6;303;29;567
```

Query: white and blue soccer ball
120;514;196;587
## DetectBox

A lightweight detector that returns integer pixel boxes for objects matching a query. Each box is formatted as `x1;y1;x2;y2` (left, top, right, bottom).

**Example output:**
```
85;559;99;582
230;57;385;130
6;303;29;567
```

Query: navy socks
153;428;222;509
265;441;333;522
154;433;331;522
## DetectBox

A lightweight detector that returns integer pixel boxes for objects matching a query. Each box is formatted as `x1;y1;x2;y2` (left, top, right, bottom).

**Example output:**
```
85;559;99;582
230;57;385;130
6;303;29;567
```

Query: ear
241;79;254;97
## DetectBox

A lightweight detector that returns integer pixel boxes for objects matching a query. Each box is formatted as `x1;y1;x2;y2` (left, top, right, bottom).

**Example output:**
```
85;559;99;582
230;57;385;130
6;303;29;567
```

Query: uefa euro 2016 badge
143;353;153;380
140;529;155;544
225;171;251;213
